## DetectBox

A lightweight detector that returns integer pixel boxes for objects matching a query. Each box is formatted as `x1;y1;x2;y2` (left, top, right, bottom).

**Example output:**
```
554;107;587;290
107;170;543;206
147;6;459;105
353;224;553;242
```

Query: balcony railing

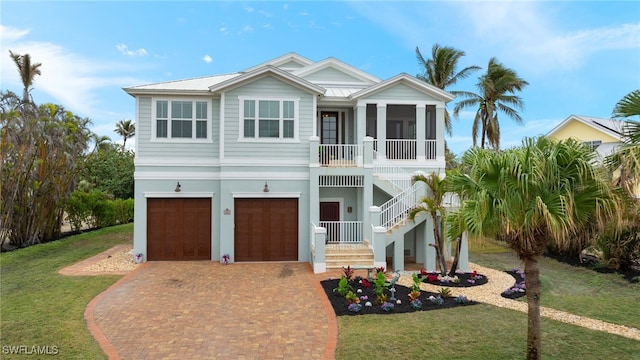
319;144;361;167
320;221;364;244
386;140;416;160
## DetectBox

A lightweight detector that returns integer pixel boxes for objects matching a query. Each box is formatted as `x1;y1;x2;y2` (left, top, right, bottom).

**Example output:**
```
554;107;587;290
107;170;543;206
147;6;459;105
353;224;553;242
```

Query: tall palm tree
8;51;42;103
415;44;480;135
453;57;528;149
608;89;640;195
446;136;621;360
114;119;135;148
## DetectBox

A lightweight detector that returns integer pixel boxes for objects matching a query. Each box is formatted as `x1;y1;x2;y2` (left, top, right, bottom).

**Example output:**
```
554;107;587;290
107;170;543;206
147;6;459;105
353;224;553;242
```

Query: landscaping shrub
65;190;133;231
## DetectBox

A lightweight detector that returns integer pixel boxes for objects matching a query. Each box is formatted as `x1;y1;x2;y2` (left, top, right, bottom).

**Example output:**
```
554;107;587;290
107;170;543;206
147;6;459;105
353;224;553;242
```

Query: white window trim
151;97;213;143
238;96;300;143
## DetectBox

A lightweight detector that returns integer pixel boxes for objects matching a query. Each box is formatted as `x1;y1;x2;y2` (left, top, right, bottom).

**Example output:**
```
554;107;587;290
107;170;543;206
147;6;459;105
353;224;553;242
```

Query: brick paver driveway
87;262;334;359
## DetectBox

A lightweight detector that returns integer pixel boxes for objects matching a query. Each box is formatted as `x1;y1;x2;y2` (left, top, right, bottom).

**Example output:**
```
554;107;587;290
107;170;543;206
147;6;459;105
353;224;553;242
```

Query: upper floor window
154;100;209;140
240;98;298;141
583;140;602;151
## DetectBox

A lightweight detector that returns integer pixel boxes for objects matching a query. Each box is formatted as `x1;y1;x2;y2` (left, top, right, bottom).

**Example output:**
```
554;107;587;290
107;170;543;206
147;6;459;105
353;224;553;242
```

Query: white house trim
144;192;215;198
232;192;302;198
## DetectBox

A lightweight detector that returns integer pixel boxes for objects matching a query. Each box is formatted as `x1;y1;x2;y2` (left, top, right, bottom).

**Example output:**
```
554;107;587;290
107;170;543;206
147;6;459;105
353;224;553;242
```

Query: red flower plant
361;278;371;289
426;273;439;283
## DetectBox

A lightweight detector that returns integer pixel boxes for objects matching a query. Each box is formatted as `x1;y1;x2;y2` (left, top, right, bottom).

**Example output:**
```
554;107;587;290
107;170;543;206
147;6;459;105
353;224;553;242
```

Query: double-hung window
154;100;209;140
241;98;298;141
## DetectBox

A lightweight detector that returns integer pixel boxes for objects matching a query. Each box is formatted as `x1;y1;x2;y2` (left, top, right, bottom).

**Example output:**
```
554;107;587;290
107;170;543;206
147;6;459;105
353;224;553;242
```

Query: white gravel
83;248;139;273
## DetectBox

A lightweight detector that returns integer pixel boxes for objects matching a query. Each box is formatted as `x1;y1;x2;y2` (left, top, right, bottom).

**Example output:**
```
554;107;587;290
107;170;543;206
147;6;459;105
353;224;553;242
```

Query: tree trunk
448;236;462;277
523;257;542;360
432;218;448;275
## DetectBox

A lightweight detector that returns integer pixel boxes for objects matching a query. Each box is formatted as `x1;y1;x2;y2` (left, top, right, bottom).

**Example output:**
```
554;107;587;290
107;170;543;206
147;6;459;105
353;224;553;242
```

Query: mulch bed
320;274;480;316
420;271;489;287
501;269;527;299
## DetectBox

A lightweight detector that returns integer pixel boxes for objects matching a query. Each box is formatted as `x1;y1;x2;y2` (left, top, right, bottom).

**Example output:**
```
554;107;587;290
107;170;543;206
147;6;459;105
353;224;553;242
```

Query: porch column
416;104;426;160
376;104;387;158
370;206;387;269
423;216;436;272
436;105;446;163
458;232;470;272
355;104;366;146
313;226;327;273
393;234;404;272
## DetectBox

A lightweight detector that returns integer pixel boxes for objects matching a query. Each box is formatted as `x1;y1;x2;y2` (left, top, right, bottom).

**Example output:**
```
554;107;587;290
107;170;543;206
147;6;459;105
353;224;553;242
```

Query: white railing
320;221;363;244
385;140;417;160
372;151;413;191
425;139;437;160
319;144;361;167
380;182;425;229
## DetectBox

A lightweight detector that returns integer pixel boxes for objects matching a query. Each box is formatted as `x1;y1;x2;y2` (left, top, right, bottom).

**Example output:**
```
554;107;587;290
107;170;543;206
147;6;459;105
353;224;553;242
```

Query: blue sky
1;1;638;155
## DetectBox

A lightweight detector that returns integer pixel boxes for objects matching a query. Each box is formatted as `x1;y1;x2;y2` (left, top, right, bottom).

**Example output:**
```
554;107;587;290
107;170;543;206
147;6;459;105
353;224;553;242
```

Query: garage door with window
234;198;298;262
147;198;212;261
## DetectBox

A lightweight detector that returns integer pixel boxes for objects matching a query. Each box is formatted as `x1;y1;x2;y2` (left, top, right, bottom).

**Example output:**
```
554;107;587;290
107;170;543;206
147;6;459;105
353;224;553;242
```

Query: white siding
365;83;441;102
302;66;364;83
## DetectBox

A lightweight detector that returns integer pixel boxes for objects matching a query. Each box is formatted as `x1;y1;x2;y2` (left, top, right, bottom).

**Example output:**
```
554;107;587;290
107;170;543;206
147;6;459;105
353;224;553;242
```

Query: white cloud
244;5;254;13
240;25;253;33
219;26;228;35
115;43;147;57
202;55;213;63
457;3;640;73
1;25;144;119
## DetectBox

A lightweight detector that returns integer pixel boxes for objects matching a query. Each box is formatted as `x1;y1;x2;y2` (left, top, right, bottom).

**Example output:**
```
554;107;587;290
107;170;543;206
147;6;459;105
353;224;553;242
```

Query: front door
321;111;339;144
320;202;340;243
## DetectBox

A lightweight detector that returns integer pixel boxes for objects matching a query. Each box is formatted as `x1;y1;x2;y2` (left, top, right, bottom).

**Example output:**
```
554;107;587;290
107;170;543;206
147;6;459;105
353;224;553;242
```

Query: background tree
453;57;528;149
79;141;134;199
1;91;93;248
415;44;480;135
607;89;640;195
8;51;42;103
115;119;135;148
446;136;621;359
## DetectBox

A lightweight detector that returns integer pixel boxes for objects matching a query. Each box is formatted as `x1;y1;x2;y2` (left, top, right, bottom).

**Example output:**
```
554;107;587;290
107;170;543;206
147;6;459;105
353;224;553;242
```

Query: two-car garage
146;197;298;262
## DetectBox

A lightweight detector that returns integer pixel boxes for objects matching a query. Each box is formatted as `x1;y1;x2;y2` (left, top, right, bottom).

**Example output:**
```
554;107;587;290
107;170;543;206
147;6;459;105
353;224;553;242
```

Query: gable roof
208;65;325;95
241;52;314;73
546;115;623;141
123;73;241;96
292;57;381;85
350;73;454;102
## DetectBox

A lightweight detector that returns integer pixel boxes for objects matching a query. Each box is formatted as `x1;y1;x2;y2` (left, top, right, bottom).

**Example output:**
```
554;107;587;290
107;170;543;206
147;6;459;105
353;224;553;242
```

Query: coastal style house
124;52;469;273
547;115;639;197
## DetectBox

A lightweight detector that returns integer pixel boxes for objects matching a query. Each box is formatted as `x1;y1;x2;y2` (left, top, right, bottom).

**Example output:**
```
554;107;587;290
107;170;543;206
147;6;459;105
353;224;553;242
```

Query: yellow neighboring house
547;115;639;197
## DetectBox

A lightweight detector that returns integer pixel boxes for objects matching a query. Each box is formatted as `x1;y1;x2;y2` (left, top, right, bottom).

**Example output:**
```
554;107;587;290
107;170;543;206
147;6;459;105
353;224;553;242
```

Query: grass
336;305;640;359
469;238;640;329
0;224;132;359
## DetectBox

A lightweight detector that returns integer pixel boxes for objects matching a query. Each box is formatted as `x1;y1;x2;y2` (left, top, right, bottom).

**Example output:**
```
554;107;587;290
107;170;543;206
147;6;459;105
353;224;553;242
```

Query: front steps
325;243;374;269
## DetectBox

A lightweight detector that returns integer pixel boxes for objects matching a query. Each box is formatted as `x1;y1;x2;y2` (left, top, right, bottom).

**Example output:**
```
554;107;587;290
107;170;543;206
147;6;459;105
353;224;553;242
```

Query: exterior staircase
325;243;374;269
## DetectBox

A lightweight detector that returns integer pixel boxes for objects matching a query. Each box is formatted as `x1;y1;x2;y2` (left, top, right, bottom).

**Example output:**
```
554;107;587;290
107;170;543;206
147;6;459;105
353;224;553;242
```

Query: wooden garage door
234;198;298;262
147;198;211;261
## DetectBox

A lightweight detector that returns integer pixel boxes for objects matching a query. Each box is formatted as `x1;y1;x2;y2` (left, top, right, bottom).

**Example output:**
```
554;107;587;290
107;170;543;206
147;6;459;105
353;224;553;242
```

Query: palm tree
415;44;480;135
453;57;528;149
115;119;135;148
446;136;621;360
8;51;42;103
409;172;449;275
608;89;640;195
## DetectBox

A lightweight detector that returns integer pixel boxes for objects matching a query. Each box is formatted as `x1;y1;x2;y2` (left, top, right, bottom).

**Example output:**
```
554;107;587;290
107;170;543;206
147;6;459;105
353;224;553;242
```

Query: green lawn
0;224;132;359
469;239;640;329
2;226;639;359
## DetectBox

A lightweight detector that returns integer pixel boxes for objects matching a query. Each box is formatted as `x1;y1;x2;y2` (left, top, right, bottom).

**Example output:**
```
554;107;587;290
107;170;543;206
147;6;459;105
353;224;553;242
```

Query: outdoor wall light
347;206;352;213
263;182;269;192
174;182;181;192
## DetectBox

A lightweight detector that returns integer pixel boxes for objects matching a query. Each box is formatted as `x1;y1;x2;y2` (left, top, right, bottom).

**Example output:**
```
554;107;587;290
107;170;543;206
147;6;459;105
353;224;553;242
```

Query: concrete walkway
85;262;336;360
